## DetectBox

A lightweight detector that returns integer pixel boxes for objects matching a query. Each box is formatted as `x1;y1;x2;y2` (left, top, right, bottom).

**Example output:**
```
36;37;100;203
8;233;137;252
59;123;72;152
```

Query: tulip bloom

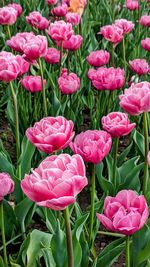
129;59;150;76
26;116;74;153
0;52;29;82
58;68;80;94
141;38;150;52
26;11;49;30
46;0;58;5
140;15;150;27
43;47;60;64
7;32;35;54
0;173;14;201
86;50;110;67
98;25;123;44
88;67;125;91
65;12;81;25
51;4;68;17
125;0;139;10
70;130;112;164
47;20;74;42
0;6;17;25
114;19;135;34
7;3;22;17
21;154;88;210
57;34;82;51
97;190;149;235
21;76;46;93
102;112;136;138
23;35;48;60
119;82;150;115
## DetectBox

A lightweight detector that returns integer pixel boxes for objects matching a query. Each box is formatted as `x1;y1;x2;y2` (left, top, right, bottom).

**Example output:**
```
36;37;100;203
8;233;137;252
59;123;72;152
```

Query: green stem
96;91;101;129
122;37;126;74
0;201;8;267
7;25;11;39
112;0;115;20
39;58;48;117
89;164;96;247
10;81;20;162
63;207;74;267
126;236;130;267
143;112;149;196
111;44;115;67
112;137;119;188
98;231;125;238
59;41;63;76
34;94;38;121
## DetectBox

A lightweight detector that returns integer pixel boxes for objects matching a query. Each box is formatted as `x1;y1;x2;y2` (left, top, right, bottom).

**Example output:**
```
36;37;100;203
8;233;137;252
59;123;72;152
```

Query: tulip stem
0;201;8;267
122;37;126;73
38;58;48;117
111;44;115;67
63;207;74;267
59;41;63;76
89;164;96;247
112;137;119;189
126;236;130;267
10;81;20;162
7;25;11;39
143;112;149;196
112;0;115;20
98;231;125;238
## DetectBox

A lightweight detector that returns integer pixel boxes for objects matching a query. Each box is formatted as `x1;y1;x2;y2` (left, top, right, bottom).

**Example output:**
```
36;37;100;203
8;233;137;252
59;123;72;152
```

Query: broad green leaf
41;248;56;267
117;141;133;167
133;130;144;156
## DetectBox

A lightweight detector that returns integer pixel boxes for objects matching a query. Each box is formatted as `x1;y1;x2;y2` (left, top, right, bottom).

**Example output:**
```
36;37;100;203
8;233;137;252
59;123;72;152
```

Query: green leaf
0;256;4;267
96;163;114;195
41;248;56;267
133;130;144;156
117;141;133;167
0;152;15;177
96;238;125;267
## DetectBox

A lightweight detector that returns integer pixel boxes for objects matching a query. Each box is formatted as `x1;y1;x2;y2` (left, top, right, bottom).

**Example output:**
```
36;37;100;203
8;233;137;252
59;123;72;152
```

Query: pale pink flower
141;38;150;52
119;82;150;115
23;35;48;60
97;190;149;235
7;32;35;54
26;11;49;30
0;173;14;201
86;50;110;67
26;116;74;153
7;3;22;17
65;12;81;25
0;6;17;25
125;0;139;10
58;68;80;94
43;47;60;64
88;67;125;91
129;59;150;76
21;76;46;93
51;4;68;17
98;24;123;44
102;112;136;138
114;19;135;34
47;20;73;42
70;130;112;164
57;34;82;51
140;15;150;27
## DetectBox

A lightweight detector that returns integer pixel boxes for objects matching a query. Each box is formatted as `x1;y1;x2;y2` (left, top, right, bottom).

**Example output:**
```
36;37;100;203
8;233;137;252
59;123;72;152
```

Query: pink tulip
7;3;22;17
98;25;123;44
51;4;68;17
21;153;88;210
58;68;80;94
125;0;139;10
129;59;150;76
119;82;150;115
70;130;112;164
21;76;46;93
65;12;81;25
141;38;150;52
47;20;74;42
0;173;14;201
0;52;29;82
147;151;150;166
43;47;60;64
102;112;136;138
26;11;49;30
0;6;17;25
46;0;58;5
86;50;110;67
114;19;135;34
26;116;74;153
7;32;35;54
97;190;149;235
140;15;150;27
23;35;48;60
88;67;125;91
57;34;83;51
